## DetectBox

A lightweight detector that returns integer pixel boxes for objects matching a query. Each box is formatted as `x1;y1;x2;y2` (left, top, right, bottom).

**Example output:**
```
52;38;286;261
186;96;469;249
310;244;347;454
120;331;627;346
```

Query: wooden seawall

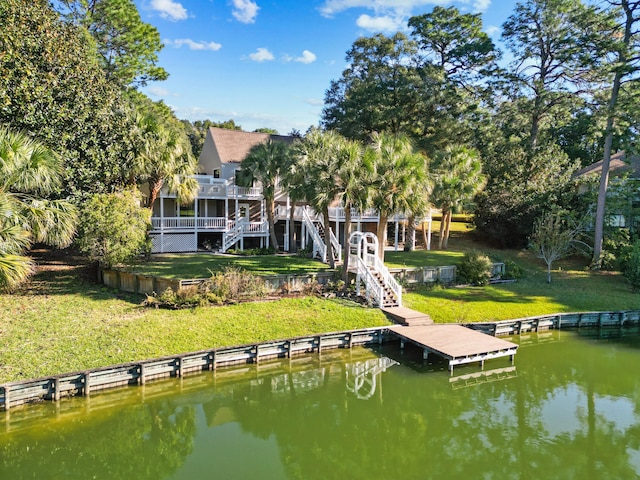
464;310;640;336
3;310;640;412
0;327;388;412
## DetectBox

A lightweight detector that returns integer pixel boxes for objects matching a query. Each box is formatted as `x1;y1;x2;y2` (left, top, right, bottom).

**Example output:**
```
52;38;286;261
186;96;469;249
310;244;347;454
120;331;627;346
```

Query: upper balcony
160;175;264;200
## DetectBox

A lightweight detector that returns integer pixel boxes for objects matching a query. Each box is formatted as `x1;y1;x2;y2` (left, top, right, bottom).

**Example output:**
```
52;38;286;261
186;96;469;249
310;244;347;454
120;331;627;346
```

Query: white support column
284;196;290;251
394;216;399;252
194;198;199;237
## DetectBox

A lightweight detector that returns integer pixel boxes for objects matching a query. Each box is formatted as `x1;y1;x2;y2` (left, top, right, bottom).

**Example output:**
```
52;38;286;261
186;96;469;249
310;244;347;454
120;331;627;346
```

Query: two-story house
149;127;431;258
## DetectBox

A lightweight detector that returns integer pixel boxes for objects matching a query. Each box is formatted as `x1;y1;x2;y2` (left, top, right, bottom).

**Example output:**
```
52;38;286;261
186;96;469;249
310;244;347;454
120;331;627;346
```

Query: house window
213;169;221;178
606;214;626;228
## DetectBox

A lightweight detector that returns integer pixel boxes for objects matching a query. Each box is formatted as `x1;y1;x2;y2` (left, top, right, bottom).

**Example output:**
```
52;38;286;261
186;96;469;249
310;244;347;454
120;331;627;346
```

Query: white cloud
151;0;188;21
166;38;222;51
147;86;179;97
231;0;260;23
356;14;404;32
485;25;500;37
319;0;442;18
305;98;324;106
295;50;317;64
473;0;491;12
248;47;274;62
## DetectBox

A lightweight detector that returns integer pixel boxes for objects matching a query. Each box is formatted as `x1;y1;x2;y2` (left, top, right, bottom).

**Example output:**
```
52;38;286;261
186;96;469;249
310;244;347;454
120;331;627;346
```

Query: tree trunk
376;213;388;261
592;1;633;267
404;215;416;251
266;197;279;251
443;209;452;249
343;204;352;282
547;262;552;284
422;220;428;250
438;207;448;249
323;206;335;269
147;178;163;209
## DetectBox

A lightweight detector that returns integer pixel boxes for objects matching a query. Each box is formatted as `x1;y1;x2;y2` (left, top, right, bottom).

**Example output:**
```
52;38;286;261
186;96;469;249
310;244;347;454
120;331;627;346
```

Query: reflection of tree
2;334;640;479
228;334;640;479
0;397;196;479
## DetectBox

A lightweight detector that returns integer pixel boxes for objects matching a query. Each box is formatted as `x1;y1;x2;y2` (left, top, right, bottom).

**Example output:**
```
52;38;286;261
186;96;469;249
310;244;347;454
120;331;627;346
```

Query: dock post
84;372;91;396
54;378;60;401
139;364;146;386
422;349;429;361
400;339;405;351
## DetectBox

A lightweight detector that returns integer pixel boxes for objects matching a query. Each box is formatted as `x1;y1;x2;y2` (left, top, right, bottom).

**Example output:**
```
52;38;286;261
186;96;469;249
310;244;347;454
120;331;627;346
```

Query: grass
3;223;640;384
0;262;388;383
124;253;332;279
401;245;640;323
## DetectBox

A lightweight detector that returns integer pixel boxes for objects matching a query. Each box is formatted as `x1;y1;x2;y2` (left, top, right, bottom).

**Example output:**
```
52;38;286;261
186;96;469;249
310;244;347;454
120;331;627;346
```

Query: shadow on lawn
20;249;143;305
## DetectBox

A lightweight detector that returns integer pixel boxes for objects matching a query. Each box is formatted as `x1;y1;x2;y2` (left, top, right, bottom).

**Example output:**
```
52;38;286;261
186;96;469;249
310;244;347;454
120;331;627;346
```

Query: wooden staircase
371;270;400;308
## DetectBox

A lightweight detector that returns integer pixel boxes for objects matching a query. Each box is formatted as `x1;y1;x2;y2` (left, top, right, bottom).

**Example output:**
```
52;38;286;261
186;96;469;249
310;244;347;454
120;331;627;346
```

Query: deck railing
151;217;228;231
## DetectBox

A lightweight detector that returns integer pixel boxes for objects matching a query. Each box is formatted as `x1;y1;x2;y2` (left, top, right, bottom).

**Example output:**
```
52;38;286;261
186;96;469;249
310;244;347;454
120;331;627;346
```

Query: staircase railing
350;253;384;307
329;228;342;263
221;222;242;252
302;207;327;263
365;251;402;306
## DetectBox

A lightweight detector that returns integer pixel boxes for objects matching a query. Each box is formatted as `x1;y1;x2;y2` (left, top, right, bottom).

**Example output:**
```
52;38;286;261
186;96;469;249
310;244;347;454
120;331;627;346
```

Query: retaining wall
102;270;338;295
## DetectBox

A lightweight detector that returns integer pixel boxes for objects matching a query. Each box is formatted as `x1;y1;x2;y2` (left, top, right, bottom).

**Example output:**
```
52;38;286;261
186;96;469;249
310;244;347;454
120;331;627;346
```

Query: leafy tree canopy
54;0;168;86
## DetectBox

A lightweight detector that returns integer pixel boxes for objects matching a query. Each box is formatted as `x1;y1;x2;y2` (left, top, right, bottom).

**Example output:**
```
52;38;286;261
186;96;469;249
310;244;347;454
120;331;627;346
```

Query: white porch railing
227;185;262;198
328;207;380;222
152;217;228;231
243;221;269;234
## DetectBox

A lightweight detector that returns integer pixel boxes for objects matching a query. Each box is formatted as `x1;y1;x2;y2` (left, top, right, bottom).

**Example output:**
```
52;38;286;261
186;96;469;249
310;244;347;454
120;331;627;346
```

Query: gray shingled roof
209;127;294;164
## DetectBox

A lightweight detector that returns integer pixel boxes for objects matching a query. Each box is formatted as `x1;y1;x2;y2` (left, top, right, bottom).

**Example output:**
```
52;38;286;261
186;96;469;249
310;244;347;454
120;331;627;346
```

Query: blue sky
136;0;517;134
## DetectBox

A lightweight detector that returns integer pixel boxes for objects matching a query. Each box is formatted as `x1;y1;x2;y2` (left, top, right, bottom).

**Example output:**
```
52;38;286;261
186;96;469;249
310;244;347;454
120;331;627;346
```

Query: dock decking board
388;324;518;372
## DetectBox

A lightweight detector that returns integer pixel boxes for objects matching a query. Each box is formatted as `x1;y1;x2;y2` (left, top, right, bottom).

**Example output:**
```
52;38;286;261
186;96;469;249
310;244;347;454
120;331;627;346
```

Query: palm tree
431;145;485;249
0;127;77;290
292;129;348;269
367;132;427;260
131;114;198;210
239;139;292;250
333;137;369;278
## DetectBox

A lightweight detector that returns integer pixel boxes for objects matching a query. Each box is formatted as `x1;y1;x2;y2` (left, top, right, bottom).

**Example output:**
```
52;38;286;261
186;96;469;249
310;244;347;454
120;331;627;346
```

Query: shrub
601;229;632;271
502;260;524;280
622;241;640;292
456;250;493;286
142;267;266;308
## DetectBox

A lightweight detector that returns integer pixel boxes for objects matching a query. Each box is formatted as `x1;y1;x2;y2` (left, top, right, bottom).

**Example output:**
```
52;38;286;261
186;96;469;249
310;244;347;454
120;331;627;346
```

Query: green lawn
3;233;640;384
124;253;332;279
0;264;387;383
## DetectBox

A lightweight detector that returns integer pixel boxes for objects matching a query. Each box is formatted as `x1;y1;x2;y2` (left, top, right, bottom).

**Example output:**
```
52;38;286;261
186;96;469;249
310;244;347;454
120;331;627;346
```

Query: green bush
143;267;266;308
502;260;524;280
601;229;632;271
622;241;640;292
456;250;493;286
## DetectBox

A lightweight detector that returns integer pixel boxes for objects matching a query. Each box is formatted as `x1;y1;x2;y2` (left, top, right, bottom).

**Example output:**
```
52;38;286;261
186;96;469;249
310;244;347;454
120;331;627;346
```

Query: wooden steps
381;306;433;326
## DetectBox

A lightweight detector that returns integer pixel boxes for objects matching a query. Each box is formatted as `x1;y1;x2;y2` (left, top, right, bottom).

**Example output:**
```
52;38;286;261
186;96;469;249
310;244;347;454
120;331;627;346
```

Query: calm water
2;329;640;479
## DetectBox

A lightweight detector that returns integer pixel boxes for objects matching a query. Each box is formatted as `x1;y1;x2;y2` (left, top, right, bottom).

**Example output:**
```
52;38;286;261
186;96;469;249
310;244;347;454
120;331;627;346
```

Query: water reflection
2;331;640;479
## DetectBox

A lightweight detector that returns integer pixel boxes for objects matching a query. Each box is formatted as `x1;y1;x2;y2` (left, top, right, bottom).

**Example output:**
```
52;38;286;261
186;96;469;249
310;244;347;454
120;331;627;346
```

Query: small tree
622;240;640;292
529;211;587;283
77;188;151;270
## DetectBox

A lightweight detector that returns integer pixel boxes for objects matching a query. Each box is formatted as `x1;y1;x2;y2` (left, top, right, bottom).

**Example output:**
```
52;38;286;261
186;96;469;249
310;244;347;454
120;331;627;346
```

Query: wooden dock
388;324;518;373
381;306;433;326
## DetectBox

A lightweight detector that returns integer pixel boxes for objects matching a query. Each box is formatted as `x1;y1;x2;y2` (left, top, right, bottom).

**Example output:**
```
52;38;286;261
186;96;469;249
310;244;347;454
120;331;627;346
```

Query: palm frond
0;253;34;291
